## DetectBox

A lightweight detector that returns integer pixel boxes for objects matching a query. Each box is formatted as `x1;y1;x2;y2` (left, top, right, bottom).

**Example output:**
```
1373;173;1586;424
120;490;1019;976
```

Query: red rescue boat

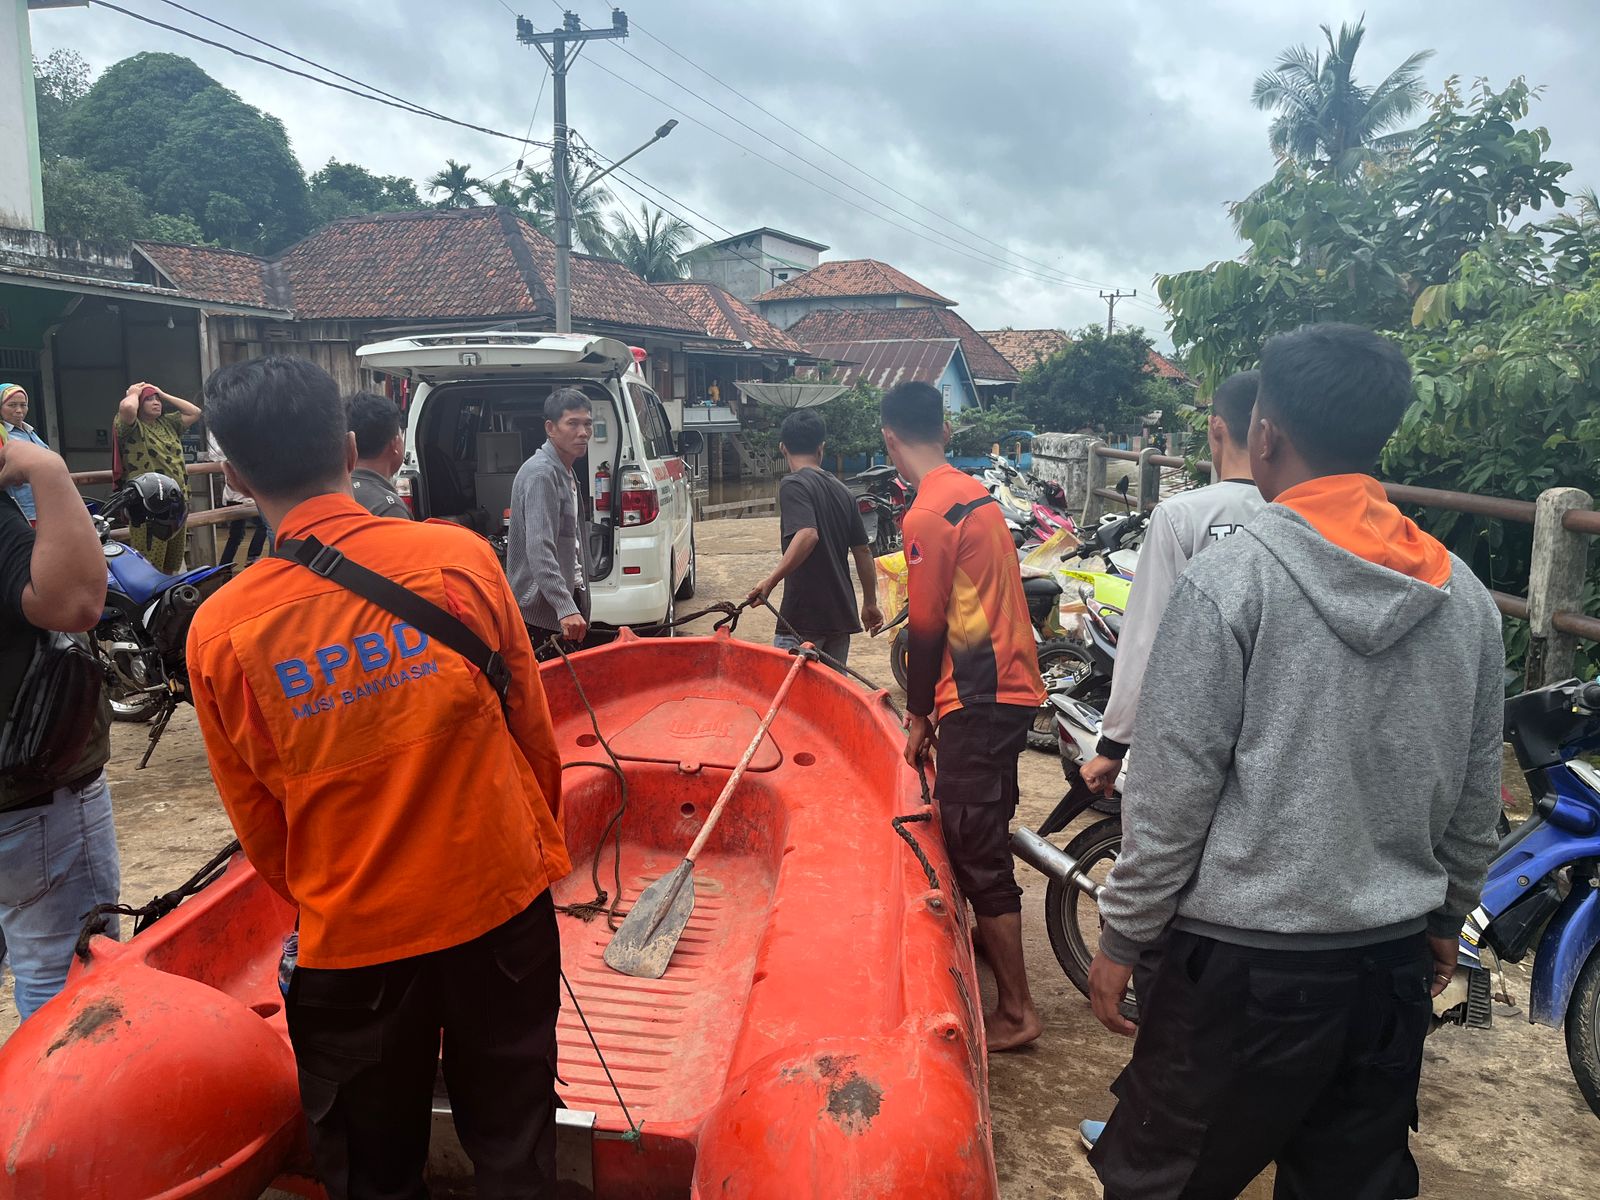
0;630;997;1198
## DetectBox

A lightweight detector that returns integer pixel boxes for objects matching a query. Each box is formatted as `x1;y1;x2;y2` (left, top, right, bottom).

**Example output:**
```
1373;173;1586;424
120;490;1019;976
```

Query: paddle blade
603;861;696;979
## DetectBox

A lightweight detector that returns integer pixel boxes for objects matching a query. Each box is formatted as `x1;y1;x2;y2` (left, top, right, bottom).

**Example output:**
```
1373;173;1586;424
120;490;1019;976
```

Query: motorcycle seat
1022;576;1064;599
1102;611;1124;638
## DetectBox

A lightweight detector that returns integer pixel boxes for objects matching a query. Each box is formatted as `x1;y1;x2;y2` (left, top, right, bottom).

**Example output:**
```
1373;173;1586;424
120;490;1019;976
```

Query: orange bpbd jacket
187;494;571;970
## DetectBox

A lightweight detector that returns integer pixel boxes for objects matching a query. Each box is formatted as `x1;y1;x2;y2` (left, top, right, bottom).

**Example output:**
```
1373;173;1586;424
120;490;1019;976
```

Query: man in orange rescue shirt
883;380;1046;1052
187;357;571;1200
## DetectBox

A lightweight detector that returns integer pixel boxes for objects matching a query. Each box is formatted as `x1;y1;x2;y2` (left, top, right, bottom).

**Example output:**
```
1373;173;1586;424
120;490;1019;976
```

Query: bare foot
985;1007;1043;1052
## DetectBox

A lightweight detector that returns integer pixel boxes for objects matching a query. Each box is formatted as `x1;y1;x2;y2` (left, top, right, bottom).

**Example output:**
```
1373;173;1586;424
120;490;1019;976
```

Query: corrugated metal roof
803;338;962;391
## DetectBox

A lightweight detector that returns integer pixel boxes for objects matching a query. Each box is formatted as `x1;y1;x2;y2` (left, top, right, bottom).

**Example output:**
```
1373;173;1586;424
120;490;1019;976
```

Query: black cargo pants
1091;929;1433;1200
286;891;561;1200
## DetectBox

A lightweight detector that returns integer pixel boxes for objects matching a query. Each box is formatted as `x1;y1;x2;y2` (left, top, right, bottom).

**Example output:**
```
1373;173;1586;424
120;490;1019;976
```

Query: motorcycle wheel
1565;947;1600;1120
98;625;165;723
1028;642;1095;753
890;628;909;692
1043;816;1130;1007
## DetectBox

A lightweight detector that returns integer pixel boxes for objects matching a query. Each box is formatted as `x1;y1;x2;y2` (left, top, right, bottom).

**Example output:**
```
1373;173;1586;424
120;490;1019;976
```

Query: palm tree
513;163;616;255
426;159;485;208
1251;18;1434;179
605;204;693;281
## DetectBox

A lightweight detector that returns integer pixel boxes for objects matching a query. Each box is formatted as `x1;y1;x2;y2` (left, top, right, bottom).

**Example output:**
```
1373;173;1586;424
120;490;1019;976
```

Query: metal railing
1082;439;1598;687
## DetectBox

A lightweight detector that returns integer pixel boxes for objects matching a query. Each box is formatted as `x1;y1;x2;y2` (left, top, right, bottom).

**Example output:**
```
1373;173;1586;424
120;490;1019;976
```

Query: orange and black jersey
902;466;1044;720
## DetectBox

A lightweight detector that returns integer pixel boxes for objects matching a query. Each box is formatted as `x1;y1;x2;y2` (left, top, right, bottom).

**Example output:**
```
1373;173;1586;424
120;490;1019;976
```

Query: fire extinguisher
594;460;612;515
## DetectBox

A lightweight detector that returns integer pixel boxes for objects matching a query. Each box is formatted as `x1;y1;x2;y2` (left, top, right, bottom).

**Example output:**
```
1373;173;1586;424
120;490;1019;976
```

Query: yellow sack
876;550;909;617
1019;525;1081;576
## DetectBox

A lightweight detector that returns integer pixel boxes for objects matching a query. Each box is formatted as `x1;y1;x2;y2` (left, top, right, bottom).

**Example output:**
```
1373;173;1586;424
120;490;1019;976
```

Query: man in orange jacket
187;357;571;1199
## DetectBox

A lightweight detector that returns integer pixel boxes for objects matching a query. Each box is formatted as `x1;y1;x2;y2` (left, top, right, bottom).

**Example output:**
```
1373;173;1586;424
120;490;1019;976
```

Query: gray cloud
28;0;1600;343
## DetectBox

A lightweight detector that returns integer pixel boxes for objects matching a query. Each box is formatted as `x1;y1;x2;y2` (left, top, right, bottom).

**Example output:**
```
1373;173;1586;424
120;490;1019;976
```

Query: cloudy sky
28;0;1600;342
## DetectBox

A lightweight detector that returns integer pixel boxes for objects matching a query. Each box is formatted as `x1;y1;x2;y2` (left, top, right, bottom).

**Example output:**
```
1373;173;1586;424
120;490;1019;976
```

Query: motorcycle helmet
125;472;187;541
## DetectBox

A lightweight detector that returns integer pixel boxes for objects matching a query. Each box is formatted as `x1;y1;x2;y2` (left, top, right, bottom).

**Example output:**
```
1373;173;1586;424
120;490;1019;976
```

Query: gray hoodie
1099;504;1505;963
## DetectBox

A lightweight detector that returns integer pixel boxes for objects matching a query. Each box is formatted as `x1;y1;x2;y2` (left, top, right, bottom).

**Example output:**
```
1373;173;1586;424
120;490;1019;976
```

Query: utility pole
1099;289;1135;336
517;9;629;334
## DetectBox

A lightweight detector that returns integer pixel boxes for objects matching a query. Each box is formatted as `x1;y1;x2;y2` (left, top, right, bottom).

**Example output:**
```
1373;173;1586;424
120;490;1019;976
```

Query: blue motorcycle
90;474;235;766
1436;676;1600;1119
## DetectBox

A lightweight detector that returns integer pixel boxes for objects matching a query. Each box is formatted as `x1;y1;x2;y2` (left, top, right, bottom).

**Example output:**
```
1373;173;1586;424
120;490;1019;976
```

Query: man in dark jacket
0;439;118;1021
347;391;413;521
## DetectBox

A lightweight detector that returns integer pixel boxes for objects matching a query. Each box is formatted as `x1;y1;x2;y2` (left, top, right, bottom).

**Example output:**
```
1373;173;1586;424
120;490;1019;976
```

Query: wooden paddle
604;649;811;979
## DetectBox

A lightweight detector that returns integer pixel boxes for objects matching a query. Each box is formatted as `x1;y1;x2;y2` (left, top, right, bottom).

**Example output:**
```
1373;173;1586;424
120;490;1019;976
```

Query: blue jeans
773;631;852;672
0;772;121;1021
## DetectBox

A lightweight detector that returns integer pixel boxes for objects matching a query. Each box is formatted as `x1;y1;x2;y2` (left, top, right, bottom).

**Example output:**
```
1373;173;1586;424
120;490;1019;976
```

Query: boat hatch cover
607;698;783;774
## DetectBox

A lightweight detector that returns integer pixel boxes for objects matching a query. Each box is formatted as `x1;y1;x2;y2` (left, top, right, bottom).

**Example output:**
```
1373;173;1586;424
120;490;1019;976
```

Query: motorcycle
92;474;235;766
850;463;910;555
1010;703;1131;1009
1434;676;1600;1120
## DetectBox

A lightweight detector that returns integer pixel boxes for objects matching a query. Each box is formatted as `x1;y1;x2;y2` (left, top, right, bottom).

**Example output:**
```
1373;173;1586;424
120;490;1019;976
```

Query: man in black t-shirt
0;439;119;1021
747;409;882;669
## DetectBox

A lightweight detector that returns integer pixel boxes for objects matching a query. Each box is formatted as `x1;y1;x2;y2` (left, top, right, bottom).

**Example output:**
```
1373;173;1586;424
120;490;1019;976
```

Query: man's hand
904;712;937;768
860;602;884;635
1088;950;1137;1036
746;579;774;606
559;614;588;643
0;439;63;489
1080;753;1122;796
1428;934;1459;998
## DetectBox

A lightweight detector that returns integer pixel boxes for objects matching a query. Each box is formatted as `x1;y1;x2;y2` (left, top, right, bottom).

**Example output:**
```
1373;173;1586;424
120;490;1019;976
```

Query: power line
618;15;1139;298
571;52;1116;296
88;1;552;149
536;5;1123;295
516;66;552;169
152;0;455;125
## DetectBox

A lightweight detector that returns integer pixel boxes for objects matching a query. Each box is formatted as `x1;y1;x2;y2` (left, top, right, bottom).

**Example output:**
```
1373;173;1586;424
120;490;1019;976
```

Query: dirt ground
3;515;1596;1198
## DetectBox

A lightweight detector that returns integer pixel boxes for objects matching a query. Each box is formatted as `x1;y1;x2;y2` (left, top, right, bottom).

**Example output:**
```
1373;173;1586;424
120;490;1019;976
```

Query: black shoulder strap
274;536;511;708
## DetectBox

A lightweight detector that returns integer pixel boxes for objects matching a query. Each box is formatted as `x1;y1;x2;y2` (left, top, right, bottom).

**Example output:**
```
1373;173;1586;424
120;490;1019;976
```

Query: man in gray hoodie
508;388;593;653
1087;324;1504;1199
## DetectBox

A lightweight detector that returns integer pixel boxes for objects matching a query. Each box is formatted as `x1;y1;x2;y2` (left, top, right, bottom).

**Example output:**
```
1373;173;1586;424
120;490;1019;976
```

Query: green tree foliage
948;404;1032;458
309;160;421;224
148;87;312;250
1156;76;1596;677
40;157;148;243
32;49;90;159
427;159;484;208
817;381;887;467
58;52;311;251
1014;326;1180;435
1252;17;1434;178
512;163;617;255
606;204;692;281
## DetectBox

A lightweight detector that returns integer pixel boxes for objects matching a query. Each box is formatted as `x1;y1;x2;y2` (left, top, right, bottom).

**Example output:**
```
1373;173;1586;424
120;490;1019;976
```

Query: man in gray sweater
508;388;593;653
1087;324;1504;1199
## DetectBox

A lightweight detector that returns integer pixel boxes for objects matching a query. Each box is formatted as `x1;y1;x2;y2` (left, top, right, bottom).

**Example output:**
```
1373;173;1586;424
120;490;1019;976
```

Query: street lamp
576;119;678;197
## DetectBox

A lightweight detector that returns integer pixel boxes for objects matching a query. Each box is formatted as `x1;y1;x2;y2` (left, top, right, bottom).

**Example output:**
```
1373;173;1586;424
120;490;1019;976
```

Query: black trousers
932;703;1033;917
286;892;561;1200
1091;929;1433;1200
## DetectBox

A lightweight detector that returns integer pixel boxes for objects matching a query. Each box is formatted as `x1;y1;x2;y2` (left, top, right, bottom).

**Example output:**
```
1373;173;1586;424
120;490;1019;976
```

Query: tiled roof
980;326;1190;383
1145;349;1189;380
276;209;535;319
134;242;281;309
752;258;954;305
803;338;965;392
979;328;1071;372
653;281;803;353
139;208;705;336
788;307;1018;382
